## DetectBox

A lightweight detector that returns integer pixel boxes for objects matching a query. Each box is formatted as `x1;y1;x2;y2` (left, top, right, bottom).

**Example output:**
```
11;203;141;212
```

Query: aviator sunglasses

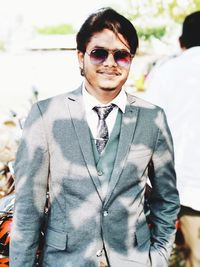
86;48;134;67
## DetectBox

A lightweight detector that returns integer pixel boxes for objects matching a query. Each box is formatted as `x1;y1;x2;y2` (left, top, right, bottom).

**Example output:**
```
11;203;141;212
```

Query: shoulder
127;92;163;112
127;93;170;140
127;93;168;128
36;87;82;113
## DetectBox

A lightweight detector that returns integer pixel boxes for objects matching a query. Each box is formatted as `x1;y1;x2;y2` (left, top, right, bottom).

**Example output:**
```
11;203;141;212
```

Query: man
10;7;180;267
144;11;200;267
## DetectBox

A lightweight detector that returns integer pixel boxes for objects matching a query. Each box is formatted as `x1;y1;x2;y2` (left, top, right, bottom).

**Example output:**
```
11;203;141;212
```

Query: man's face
77;29;133;100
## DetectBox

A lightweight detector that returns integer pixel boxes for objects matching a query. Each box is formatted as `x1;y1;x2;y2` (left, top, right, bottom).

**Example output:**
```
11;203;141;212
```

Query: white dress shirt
82;84;126;142
144;46;200;211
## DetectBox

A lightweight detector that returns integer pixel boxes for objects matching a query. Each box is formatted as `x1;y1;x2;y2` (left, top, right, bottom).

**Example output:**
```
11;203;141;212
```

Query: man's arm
10;103;50;267
148;109;180;266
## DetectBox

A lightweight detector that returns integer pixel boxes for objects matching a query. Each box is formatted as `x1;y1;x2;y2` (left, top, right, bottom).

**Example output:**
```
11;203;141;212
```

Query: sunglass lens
114;50;132;66
90;49;108;64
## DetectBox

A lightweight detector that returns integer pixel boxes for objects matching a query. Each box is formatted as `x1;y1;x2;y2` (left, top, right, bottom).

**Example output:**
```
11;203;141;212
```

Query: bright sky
0;0;123;30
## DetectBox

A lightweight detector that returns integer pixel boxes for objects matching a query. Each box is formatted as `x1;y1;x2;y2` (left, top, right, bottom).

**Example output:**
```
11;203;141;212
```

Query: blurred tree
36;24;76;35
120;0;200;40
0;40;5;51
136;26;166;41
124;0;200;22
166;0;200;22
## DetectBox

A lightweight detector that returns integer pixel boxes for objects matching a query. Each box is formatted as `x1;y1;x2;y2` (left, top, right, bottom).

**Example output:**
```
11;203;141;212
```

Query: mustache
96;69;121;76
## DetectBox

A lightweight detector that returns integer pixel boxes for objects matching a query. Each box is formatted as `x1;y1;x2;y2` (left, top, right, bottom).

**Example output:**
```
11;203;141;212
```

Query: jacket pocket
127;223;151;263
120;223;151;264
135;223;151;246
45;228;67;250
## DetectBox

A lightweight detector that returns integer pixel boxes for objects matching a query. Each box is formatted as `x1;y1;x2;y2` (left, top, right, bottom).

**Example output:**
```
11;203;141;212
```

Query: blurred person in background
10;7;179;267
144;11;200;267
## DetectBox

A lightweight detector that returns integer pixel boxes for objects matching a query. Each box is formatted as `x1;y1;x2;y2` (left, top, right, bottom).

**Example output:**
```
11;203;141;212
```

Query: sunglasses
86;48;133;67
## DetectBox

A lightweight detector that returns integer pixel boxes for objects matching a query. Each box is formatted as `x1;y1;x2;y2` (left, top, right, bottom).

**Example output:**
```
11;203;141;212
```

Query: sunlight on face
78;29;133;100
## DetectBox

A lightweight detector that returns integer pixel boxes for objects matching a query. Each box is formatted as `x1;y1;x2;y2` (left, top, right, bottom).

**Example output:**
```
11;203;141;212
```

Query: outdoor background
0;1;200;266
0;0;200;191
1;0;199;117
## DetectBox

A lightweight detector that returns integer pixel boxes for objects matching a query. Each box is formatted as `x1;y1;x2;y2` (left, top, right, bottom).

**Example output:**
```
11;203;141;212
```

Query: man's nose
103;53;117;67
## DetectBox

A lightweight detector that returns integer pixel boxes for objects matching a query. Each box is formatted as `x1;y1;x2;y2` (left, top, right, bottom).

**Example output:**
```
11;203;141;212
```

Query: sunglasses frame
86;48;134;67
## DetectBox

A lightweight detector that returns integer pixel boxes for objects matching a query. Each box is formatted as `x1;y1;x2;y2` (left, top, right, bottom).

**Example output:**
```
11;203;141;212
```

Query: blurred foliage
0;40;5;51
32;1;200;40
169;244;188;267
163;0;200;23
124;0;200;22
121;0;200;40
36;24;76;35
136;26;166;40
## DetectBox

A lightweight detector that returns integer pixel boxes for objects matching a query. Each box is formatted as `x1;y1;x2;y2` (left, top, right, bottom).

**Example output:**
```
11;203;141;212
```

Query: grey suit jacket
10;86;180;267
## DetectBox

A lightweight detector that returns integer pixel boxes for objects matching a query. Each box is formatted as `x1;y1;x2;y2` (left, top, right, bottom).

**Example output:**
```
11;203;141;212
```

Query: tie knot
93;104;114;120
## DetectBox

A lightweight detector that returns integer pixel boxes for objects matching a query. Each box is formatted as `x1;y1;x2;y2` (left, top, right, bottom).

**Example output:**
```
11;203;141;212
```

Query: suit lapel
66;87;103;201
104;94;139;205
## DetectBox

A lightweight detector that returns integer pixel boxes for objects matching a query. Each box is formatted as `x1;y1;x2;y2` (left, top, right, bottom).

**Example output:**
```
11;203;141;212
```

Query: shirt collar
82;83;126;114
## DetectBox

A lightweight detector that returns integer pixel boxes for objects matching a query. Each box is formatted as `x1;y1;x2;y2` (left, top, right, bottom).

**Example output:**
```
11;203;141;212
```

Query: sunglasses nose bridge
103;51;117;66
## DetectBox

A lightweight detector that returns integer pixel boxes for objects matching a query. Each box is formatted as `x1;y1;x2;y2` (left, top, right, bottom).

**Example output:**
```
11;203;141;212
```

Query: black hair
179;11;200;49
76;7;138;55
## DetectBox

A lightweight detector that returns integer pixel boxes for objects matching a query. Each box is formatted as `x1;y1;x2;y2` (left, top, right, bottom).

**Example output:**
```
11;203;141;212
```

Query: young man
10;8;180;267
144;11;200;267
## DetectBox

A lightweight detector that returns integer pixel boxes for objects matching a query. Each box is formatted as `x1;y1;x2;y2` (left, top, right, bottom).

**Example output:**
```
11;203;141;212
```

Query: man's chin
99;82;120;91
100;86;117;91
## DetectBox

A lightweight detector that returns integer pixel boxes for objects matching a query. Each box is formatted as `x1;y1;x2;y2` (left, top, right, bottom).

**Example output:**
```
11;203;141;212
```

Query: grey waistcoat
91;110;122;199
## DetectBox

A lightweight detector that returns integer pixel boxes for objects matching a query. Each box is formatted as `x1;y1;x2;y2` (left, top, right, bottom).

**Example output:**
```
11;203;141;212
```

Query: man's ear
77;50;84;68
179;36;186;50
77;50;85;76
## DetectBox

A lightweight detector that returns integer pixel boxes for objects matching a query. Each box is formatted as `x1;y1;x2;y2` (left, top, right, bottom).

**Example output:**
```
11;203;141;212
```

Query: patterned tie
93;104;114;154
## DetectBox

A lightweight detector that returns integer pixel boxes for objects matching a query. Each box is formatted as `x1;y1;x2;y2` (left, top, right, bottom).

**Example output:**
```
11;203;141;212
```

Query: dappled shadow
10;90;180;267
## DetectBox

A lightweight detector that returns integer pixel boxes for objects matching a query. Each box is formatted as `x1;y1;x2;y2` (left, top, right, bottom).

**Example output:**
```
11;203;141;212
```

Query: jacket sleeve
10;103;50;267
148;109;180;267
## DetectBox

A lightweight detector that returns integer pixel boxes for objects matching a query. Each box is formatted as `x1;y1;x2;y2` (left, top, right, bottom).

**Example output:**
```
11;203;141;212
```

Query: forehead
87;29;130;50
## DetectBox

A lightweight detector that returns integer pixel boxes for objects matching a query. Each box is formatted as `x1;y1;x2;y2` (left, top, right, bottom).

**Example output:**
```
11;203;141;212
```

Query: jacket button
96;249;103;257
103;210;108;217
97;170;104;176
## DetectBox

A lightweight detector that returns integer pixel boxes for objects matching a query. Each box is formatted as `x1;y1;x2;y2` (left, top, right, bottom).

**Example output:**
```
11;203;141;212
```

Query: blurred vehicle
0;193;14;267
0;190;49;266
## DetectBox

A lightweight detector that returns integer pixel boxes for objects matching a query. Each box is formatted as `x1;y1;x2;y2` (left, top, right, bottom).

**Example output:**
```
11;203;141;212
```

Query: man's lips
97;70;120;76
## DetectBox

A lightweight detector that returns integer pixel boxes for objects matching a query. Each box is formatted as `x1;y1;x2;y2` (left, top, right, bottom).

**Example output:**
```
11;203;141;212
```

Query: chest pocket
45;228;67;250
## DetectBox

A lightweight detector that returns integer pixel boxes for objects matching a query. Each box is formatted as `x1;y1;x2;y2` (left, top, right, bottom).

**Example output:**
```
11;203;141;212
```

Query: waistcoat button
103;210;108;217
97;170;104;176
